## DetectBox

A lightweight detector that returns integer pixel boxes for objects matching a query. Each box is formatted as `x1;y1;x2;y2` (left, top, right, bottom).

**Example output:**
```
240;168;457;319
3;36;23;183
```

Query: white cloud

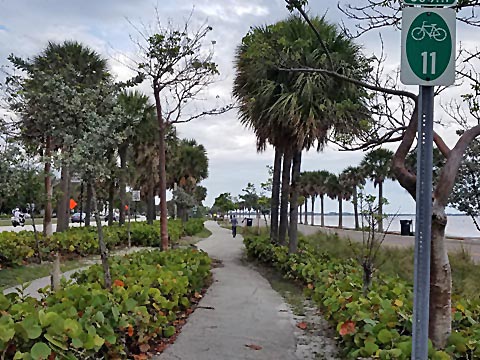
0;0;476;215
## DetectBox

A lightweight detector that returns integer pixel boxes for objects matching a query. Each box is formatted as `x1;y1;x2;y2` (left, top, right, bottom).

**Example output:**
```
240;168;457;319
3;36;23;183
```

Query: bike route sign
402;0;457;6
401;7;456;86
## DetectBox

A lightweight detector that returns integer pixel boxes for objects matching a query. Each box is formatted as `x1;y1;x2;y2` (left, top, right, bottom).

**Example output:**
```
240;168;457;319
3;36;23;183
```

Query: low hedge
183;218;205;237
0;219;205;266
0;248;211;359
244;235;480;359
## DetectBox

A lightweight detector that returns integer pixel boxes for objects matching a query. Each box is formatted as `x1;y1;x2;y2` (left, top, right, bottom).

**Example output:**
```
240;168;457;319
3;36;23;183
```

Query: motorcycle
11;214;25;227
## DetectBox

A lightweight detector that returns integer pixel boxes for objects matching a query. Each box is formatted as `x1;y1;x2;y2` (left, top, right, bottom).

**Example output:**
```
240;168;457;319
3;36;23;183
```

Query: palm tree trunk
304;199;308;225
288;151;302;254
338;198;343;229
92;185;112;289
147;186;155;225
154;87;169;251
311;196;315;226
119;144;128;226
320;194;325;227
85;182;92;227
108;180;114;226
270;147;282;243
56;164;69;232
279;149;292;246
378;181;384;232
64;170;71;230
43;136;53;237
353;187;359;230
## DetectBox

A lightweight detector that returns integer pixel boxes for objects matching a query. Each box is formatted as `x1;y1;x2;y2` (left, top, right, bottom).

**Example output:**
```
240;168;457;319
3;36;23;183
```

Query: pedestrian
231;215;238;238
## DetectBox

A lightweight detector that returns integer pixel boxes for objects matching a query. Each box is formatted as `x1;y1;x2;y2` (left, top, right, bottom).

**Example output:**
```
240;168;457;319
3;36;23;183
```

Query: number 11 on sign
401;8;455;86
421;52;436;75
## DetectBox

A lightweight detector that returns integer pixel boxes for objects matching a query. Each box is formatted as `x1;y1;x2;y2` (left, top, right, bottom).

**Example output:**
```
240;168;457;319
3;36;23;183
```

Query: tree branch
278;67;417;101
435;124;480;207
434;132;451;158
392;102;419;199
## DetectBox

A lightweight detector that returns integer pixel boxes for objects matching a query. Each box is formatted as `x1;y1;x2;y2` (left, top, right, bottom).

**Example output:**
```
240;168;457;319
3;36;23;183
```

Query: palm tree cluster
297;148;395;231
233;15;371;253
6;40;209;235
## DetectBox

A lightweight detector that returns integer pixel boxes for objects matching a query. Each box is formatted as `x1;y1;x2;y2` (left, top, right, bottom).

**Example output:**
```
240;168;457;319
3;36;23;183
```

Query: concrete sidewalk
157;221;298;360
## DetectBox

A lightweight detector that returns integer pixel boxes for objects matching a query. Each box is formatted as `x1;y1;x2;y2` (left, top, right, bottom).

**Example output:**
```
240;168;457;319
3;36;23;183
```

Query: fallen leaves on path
296;321;308;330
245;344;263;350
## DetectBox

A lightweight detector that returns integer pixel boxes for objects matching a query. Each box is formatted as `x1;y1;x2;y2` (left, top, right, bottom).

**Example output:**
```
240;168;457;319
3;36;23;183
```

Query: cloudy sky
0;0;476;214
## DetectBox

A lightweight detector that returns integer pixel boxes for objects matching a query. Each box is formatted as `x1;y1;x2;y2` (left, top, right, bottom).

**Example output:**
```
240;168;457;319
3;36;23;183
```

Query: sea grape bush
244;235;480;359
0;249;211;359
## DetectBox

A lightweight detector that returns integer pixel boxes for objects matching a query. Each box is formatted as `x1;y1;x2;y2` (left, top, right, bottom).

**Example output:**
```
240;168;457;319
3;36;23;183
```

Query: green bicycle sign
402;0;457;6
401;8;456;86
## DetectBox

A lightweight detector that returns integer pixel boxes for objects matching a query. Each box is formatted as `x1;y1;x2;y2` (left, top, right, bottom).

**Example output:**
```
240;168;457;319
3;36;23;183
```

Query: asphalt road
0;216;147;233
298;224;480;263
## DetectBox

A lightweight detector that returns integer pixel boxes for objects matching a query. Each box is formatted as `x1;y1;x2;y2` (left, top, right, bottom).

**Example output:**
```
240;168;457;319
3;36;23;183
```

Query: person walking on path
231;215;238;238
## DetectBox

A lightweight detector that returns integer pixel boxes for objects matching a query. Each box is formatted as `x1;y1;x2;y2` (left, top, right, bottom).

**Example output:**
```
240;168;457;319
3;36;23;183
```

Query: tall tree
168;139;209;221
115;90;152;225
134;17;229;250
8;41;110;235
341;166;366;230
360;148;394;232
234;15;370;250
68;78;119;290
315;170;332;227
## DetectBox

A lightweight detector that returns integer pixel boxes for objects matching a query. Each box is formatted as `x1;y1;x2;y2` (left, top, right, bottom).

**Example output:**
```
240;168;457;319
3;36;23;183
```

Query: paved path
157;221;298;360
298;224;480;263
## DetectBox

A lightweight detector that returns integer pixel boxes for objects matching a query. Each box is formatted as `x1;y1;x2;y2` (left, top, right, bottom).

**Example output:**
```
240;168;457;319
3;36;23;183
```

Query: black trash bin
246;218;253;227
400;220;413;236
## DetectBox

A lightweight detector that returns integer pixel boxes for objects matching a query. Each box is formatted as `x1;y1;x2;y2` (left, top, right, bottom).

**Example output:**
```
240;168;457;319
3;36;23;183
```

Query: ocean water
300;214;480;238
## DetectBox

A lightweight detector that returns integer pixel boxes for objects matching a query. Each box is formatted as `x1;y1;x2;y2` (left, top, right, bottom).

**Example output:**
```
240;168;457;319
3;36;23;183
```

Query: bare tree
130;11;232;250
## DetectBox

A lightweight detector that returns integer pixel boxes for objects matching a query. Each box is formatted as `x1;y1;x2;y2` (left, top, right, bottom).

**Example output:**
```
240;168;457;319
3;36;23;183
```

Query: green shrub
0;249;211;358
244;235;478;359
0;219;207;266
183;218;205;236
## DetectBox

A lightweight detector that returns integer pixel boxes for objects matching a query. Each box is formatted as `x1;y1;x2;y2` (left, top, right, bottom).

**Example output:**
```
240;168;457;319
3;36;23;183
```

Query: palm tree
234;15;370;252
315;170;332;227
325;173;340;227
167;139;209;221
360;148;395;232
19;41;110;234
306;171;320;226
116;91;152;225
298;172;311;225
340;166;366;230
131;113;177;225
325;173;353;229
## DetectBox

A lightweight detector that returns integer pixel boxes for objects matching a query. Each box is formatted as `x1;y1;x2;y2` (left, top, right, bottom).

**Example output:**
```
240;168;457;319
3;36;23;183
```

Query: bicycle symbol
411;21;447;42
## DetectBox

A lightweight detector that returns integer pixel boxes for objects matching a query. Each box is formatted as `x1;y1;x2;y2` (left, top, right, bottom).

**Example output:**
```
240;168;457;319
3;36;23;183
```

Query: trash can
400;220;413;236
246;218;253;227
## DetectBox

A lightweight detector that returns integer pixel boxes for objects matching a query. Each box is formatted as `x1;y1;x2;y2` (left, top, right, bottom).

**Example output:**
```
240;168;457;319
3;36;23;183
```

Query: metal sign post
412;86;434;359
401;4;456;359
